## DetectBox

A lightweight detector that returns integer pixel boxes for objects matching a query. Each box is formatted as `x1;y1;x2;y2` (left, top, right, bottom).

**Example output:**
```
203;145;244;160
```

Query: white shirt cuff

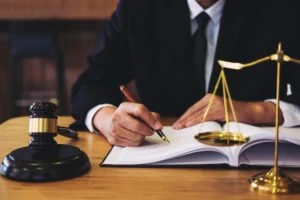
85;104;117;132
265;99;300;127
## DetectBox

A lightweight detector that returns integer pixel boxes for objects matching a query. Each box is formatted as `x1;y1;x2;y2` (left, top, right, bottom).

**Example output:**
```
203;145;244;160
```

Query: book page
238;141;300;167
224;122;300;167
223;122;273;166
113;121;231;165
149;151;231;166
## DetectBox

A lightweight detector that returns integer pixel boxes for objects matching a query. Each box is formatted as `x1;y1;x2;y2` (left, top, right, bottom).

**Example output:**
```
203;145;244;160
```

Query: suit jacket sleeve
71;0;133;127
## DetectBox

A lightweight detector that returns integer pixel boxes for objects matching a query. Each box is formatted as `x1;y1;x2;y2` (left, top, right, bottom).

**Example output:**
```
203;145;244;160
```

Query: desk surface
0;0;118;20
1;116;300;200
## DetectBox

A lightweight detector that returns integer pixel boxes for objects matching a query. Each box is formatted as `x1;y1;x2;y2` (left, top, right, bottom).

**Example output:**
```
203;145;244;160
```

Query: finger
117;113;154;136
184;111;206;127
202;99;226;122
117;127;145;142
119;102;162;130
173;105;198;128
173;101;205;129
108;119;145;143
108;111;149;141
151;112;161;122
185;104;226;127
173;94;215;129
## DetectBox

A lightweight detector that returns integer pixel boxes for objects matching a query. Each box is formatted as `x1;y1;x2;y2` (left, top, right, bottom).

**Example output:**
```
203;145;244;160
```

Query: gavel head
28;102;58;149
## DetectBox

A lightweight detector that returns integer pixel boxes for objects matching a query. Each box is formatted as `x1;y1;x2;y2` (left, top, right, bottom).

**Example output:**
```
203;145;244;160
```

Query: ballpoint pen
119;85;170;143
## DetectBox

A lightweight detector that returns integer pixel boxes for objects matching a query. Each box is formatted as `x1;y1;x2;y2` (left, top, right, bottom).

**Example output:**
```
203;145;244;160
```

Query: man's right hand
92;102;162;147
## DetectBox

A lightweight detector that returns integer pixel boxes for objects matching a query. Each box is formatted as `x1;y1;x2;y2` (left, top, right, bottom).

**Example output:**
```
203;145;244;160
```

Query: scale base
249;167;300;194
195;131;249;146
0;144;90;182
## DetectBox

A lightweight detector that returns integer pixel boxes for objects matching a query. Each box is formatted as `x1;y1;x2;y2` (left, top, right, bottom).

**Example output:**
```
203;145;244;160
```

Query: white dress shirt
188;0;225;91
85;0;300;132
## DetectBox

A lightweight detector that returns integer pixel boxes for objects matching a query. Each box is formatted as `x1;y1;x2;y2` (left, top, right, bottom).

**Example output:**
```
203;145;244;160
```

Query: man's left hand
172;93;283;129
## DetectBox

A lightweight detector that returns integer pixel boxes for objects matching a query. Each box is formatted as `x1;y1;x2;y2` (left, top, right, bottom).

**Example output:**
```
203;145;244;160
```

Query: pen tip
164;137;171;144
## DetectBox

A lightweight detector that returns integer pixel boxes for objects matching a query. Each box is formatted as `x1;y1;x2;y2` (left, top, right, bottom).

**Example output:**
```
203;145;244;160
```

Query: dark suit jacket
71;0;300;128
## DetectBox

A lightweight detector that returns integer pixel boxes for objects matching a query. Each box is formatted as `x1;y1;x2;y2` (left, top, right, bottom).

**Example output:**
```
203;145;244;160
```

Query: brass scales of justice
195;43;300;194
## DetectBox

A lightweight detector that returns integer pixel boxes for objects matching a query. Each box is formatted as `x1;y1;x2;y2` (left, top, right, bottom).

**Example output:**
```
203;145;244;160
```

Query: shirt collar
187;0;226;24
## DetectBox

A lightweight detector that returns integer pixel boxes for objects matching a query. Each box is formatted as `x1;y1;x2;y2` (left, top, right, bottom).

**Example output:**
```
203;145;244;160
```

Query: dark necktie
193;12;210;96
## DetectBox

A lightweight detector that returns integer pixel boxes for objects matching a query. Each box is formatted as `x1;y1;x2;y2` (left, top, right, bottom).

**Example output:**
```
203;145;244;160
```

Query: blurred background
0;0;118;123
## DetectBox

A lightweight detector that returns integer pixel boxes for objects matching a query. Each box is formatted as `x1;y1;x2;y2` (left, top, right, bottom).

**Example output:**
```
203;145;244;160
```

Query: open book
101;122;300;167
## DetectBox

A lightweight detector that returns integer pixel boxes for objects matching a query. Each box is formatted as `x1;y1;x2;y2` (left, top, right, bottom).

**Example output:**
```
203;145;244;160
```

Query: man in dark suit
72;0;300;146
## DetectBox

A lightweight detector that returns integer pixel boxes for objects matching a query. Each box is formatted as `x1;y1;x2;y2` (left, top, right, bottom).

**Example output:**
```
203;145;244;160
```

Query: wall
0;20;106;123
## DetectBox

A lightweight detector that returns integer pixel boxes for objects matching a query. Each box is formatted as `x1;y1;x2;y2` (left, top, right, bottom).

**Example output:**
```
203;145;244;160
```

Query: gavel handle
57;126;78;139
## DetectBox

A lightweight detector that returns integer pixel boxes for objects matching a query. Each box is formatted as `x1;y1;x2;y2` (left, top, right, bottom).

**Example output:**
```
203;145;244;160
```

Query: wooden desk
1;116;300;200
0;0;118;20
